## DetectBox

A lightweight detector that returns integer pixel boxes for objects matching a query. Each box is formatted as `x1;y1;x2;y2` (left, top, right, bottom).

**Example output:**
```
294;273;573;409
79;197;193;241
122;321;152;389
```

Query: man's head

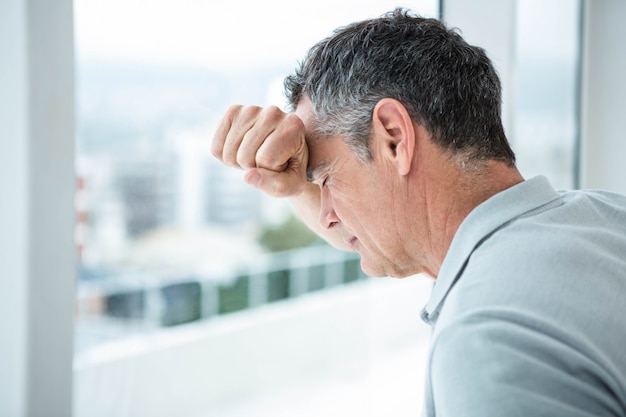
284;8;515;168
287;9;523;278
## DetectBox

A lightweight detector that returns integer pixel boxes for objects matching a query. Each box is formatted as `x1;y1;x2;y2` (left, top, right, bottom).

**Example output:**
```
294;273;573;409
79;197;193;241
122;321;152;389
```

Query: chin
360;257;421;279
360;259;403;279
359;259;381;277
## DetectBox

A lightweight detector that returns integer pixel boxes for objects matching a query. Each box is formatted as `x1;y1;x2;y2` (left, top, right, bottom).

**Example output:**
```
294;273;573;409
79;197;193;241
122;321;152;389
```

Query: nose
319;186;339;230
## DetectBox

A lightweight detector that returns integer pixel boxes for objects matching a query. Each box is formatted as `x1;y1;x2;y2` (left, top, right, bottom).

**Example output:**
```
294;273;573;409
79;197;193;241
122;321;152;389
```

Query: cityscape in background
73;51;578;353
73;59;368;353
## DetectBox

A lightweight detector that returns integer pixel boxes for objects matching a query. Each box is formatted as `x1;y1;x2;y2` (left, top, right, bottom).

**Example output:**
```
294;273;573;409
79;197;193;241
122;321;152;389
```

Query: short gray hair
284;8;516;166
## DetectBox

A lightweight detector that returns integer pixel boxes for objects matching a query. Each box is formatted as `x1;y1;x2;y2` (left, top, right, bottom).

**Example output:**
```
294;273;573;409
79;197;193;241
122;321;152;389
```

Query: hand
211;105;308;197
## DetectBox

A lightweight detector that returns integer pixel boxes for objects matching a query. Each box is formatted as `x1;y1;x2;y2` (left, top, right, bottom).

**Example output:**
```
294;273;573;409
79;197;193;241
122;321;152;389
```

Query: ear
371;98;416;176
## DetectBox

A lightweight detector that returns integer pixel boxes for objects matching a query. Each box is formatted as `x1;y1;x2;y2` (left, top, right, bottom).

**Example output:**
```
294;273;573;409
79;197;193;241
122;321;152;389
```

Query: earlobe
371;98;416;176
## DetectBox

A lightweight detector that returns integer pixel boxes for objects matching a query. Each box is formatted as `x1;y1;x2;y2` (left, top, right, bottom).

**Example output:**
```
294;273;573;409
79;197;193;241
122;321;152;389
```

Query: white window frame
0;0;75;416
580;0;626;194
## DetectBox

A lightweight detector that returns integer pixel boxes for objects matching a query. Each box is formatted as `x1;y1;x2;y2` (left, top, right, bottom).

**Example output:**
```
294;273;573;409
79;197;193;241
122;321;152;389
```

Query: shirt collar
420;175;561;326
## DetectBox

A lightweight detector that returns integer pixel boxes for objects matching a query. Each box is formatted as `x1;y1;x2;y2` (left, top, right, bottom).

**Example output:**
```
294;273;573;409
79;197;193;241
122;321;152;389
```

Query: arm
211;105;349;250
427;310;618;417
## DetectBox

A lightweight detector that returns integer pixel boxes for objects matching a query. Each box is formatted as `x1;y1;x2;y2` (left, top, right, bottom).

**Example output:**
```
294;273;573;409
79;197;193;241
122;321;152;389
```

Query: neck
412;150;524;278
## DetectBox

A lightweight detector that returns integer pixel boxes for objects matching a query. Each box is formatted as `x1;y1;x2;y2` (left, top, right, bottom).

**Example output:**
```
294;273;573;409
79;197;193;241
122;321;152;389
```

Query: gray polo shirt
421;176;626;417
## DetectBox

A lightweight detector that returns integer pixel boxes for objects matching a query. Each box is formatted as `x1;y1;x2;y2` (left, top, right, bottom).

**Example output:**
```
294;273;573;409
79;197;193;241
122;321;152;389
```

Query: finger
254;113;305;172
221;105;264;168
235;107;286;169
244;167;307;198
210;105;240;161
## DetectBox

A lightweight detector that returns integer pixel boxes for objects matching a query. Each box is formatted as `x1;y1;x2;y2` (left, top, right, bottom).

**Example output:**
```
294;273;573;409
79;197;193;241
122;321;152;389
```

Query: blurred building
115;155;177;238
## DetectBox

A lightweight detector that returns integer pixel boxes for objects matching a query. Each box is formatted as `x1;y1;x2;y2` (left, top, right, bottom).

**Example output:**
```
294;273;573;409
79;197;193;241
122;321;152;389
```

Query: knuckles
236;146;256;169
237;104;263;121
282;112;305;135
257;105;284;123
212;104;307;184
254;148;279;171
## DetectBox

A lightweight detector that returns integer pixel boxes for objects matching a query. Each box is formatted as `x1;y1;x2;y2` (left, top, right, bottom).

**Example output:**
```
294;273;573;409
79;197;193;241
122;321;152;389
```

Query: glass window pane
513;0;581;189
73;2;438;416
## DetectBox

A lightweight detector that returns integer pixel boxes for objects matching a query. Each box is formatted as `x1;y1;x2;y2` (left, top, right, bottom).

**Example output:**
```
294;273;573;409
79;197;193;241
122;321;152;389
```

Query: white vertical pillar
442;0;518;144
580;0;626;194
0;0;75;416
0;1;28;415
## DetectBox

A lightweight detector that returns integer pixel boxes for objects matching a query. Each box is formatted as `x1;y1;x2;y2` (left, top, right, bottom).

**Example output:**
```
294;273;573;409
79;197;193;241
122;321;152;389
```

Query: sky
74;0;439;68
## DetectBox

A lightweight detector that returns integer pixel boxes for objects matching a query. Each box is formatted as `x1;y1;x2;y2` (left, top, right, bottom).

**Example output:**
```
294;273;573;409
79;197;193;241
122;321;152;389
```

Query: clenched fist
211;105;308;198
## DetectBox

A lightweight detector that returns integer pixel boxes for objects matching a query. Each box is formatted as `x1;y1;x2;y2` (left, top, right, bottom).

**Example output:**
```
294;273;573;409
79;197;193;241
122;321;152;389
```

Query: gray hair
284;8;516;166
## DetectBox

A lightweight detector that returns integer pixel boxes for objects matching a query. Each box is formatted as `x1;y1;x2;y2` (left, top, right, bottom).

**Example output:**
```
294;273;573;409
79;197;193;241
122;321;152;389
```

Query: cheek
335;197;387;242
331;170;386;224
340;181;380;207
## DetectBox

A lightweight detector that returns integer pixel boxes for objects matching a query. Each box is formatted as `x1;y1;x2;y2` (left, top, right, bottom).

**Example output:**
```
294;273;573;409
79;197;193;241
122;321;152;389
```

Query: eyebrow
306;162;331;183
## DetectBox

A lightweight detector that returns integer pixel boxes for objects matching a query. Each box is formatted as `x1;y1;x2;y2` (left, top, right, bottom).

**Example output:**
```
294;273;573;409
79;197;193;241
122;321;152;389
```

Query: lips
346;236;358;251
338;228;358;251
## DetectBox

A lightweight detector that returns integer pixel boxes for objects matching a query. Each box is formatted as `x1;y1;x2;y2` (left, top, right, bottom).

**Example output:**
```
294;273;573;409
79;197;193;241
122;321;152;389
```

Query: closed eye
306;162;331;185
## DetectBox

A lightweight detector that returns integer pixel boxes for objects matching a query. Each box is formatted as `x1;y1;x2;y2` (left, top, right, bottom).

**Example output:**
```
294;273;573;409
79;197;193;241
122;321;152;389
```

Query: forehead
295;97;323;180
294;97;316;137
294;97;343;182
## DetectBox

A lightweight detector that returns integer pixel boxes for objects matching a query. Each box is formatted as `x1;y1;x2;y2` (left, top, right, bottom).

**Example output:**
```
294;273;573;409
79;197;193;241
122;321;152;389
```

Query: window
443;0;581;190
2;1;603;415
73;2;438;416
512;0;582;189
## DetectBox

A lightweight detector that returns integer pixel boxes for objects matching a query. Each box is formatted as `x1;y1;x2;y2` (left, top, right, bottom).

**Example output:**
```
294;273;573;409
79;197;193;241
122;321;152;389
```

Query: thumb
244;167;306;197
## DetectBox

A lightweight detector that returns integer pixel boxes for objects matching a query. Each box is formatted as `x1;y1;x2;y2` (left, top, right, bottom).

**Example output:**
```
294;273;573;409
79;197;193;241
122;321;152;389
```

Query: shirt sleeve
427;309;622;417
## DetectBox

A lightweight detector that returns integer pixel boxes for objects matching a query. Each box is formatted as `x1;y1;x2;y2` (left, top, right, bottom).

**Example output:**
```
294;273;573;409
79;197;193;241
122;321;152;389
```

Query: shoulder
441;209;626;334
427;200;626;416
428;306;623;417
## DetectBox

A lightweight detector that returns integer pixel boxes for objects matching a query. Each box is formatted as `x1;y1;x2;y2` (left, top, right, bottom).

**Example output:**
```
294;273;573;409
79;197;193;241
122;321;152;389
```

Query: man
211;9;626;417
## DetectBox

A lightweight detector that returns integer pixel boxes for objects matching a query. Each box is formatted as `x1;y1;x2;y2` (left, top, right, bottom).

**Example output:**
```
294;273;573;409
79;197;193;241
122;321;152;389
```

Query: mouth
345;236;358;251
